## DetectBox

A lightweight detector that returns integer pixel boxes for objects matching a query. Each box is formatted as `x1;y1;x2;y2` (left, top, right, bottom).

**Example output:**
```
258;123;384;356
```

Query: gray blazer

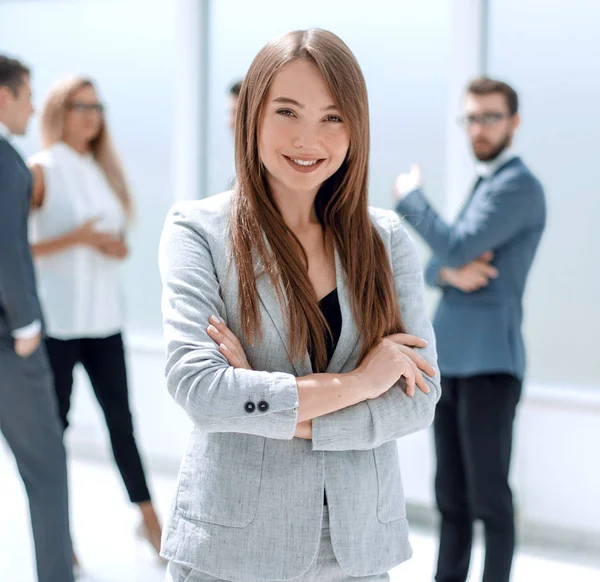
158;191;441;581
0;136;43;339
396;157;546;380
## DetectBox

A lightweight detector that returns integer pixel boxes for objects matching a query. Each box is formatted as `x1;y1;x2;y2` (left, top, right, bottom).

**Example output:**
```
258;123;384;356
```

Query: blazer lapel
326;247;360;374
254;244;360;378
254;252;312;377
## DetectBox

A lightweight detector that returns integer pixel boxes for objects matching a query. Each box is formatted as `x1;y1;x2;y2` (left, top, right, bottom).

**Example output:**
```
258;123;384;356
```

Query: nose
468;123;485;138
292;121;319;149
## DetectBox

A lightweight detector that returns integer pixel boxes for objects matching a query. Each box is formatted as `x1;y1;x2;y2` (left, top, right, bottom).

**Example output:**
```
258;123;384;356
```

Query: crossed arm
159;205;440;450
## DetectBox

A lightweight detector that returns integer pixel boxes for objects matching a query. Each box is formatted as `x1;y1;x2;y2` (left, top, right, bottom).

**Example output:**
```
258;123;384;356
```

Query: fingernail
219;343;228;351
210;315;222;325
420;338;428;345
207;324;218;334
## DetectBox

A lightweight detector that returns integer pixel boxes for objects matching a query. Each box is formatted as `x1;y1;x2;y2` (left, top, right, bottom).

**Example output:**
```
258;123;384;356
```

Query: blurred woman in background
28;76;162;570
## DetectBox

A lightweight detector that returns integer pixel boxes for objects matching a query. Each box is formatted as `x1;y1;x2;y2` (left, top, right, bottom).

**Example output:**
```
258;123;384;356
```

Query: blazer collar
475;147;518;179
254;243;360;377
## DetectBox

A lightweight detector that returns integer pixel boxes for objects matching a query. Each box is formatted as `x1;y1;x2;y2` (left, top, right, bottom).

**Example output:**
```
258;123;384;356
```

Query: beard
472;132;512;162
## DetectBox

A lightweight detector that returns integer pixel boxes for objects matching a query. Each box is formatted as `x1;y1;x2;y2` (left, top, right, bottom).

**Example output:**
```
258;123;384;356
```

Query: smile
283;155;325;173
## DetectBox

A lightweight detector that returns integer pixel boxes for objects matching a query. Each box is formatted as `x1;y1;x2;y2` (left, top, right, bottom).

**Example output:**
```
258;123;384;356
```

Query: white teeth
292;158;318;166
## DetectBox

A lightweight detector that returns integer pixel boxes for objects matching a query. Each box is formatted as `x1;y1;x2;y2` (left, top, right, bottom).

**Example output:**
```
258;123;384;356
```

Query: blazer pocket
177;433;266;528
372;441;407;523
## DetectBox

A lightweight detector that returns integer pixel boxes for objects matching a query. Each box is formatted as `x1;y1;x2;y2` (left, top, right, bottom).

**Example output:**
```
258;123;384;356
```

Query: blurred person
159;29;441;582
393;77;546;582
226;79;244;190
0;55;75;582
227;78;243;133
27;76;163;567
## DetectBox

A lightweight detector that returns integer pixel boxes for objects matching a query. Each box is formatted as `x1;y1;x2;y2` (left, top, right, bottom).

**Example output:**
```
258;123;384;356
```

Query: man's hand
439;251;498;292
393;163;423;201
15;333;41;358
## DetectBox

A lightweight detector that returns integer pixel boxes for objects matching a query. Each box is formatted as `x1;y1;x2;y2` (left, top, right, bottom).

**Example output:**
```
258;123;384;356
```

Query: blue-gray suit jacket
158;192;441;581
395;157;546;380
0;136;43;339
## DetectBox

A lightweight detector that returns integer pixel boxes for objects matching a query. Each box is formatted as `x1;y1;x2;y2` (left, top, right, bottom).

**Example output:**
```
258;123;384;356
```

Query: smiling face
258;59;350;201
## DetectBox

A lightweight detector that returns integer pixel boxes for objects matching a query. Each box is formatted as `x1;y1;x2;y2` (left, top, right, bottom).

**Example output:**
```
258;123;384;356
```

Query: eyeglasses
457;112;509;127
66;102;105;113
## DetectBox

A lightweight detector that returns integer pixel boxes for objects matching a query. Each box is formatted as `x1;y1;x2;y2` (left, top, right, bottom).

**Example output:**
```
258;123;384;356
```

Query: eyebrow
272;96;339;112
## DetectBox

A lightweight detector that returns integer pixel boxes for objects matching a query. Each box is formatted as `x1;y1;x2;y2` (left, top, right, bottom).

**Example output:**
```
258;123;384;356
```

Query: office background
0;0;598;551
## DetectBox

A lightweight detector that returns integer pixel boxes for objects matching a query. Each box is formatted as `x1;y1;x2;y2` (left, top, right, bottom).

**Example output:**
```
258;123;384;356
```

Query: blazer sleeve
0;152;41;332
311;214;441;451
424;255;444;289
395;175;541;268
159;203;300;440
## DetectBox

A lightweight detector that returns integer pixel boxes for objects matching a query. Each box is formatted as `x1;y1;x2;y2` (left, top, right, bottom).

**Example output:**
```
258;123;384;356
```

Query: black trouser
45;333;151;504
434;374;522;582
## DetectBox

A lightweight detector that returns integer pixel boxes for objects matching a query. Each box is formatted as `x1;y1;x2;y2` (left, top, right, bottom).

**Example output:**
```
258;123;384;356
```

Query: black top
307;288;342;506
308;288;342;373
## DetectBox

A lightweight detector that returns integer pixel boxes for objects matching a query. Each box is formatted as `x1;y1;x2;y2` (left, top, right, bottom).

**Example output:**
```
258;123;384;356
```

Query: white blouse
29;142;126;339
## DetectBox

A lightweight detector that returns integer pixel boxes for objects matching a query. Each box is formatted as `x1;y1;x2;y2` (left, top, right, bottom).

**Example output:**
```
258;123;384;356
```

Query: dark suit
396;156;546;582
0;135;74;582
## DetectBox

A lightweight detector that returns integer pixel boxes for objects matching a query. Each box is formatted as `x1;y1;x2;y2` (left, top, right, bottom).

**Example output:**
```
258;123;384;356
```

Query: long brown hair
231;29;404;371
39;75;133;218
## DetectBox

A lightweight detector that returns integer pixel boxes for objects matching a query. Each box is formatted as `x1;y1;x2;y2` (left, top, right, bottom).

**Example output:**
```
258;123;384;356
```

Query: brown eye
276;108;295;117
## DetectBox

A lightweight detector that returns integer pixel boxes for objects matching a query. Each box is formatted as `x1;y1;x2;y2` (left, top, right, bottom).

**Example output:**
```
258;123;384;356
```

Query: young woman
28;76;162;568
159;29;441;582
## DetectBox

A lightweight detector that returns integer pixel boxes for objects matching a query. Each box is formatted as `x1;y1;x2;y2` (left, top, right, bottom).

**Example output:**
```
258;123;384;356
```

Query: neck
64;136;91;155
0;113;13;135
269;179;320;231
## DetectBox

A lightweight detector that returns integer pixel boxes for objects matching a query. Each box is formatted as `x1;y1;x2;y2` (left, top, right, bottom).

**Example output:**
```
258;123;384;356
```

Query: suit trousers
165;506;391;582
0;338;74;582
434;374;522;582
45;333;151;503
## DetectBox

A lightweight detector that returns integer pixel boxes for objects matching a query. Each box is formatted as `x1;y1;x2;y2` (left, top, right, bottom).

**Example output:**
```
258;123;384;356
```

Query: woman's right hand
353;336;431;399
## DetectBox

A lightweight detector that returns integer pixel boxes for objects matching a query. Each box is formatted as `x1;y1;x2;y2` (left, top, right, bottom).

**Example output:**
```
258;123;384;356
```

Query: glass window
488;0;600;385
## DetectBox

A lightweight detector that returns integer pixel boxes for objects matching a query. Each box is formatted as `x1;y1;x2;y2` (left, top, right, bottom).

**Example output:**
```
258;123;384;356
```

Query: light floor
0;446;598;582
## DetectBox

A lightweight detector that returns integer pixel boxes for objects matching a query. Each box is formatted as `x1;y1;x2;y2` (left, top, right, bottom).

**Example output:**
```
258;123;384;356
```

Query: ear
510;112;521;132
0;86;9;107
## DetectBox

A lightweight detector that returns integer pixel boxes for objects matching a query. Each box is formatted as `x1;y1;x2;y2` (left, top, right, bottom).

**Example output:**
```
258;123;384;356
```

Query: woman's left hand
207;315;252;370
